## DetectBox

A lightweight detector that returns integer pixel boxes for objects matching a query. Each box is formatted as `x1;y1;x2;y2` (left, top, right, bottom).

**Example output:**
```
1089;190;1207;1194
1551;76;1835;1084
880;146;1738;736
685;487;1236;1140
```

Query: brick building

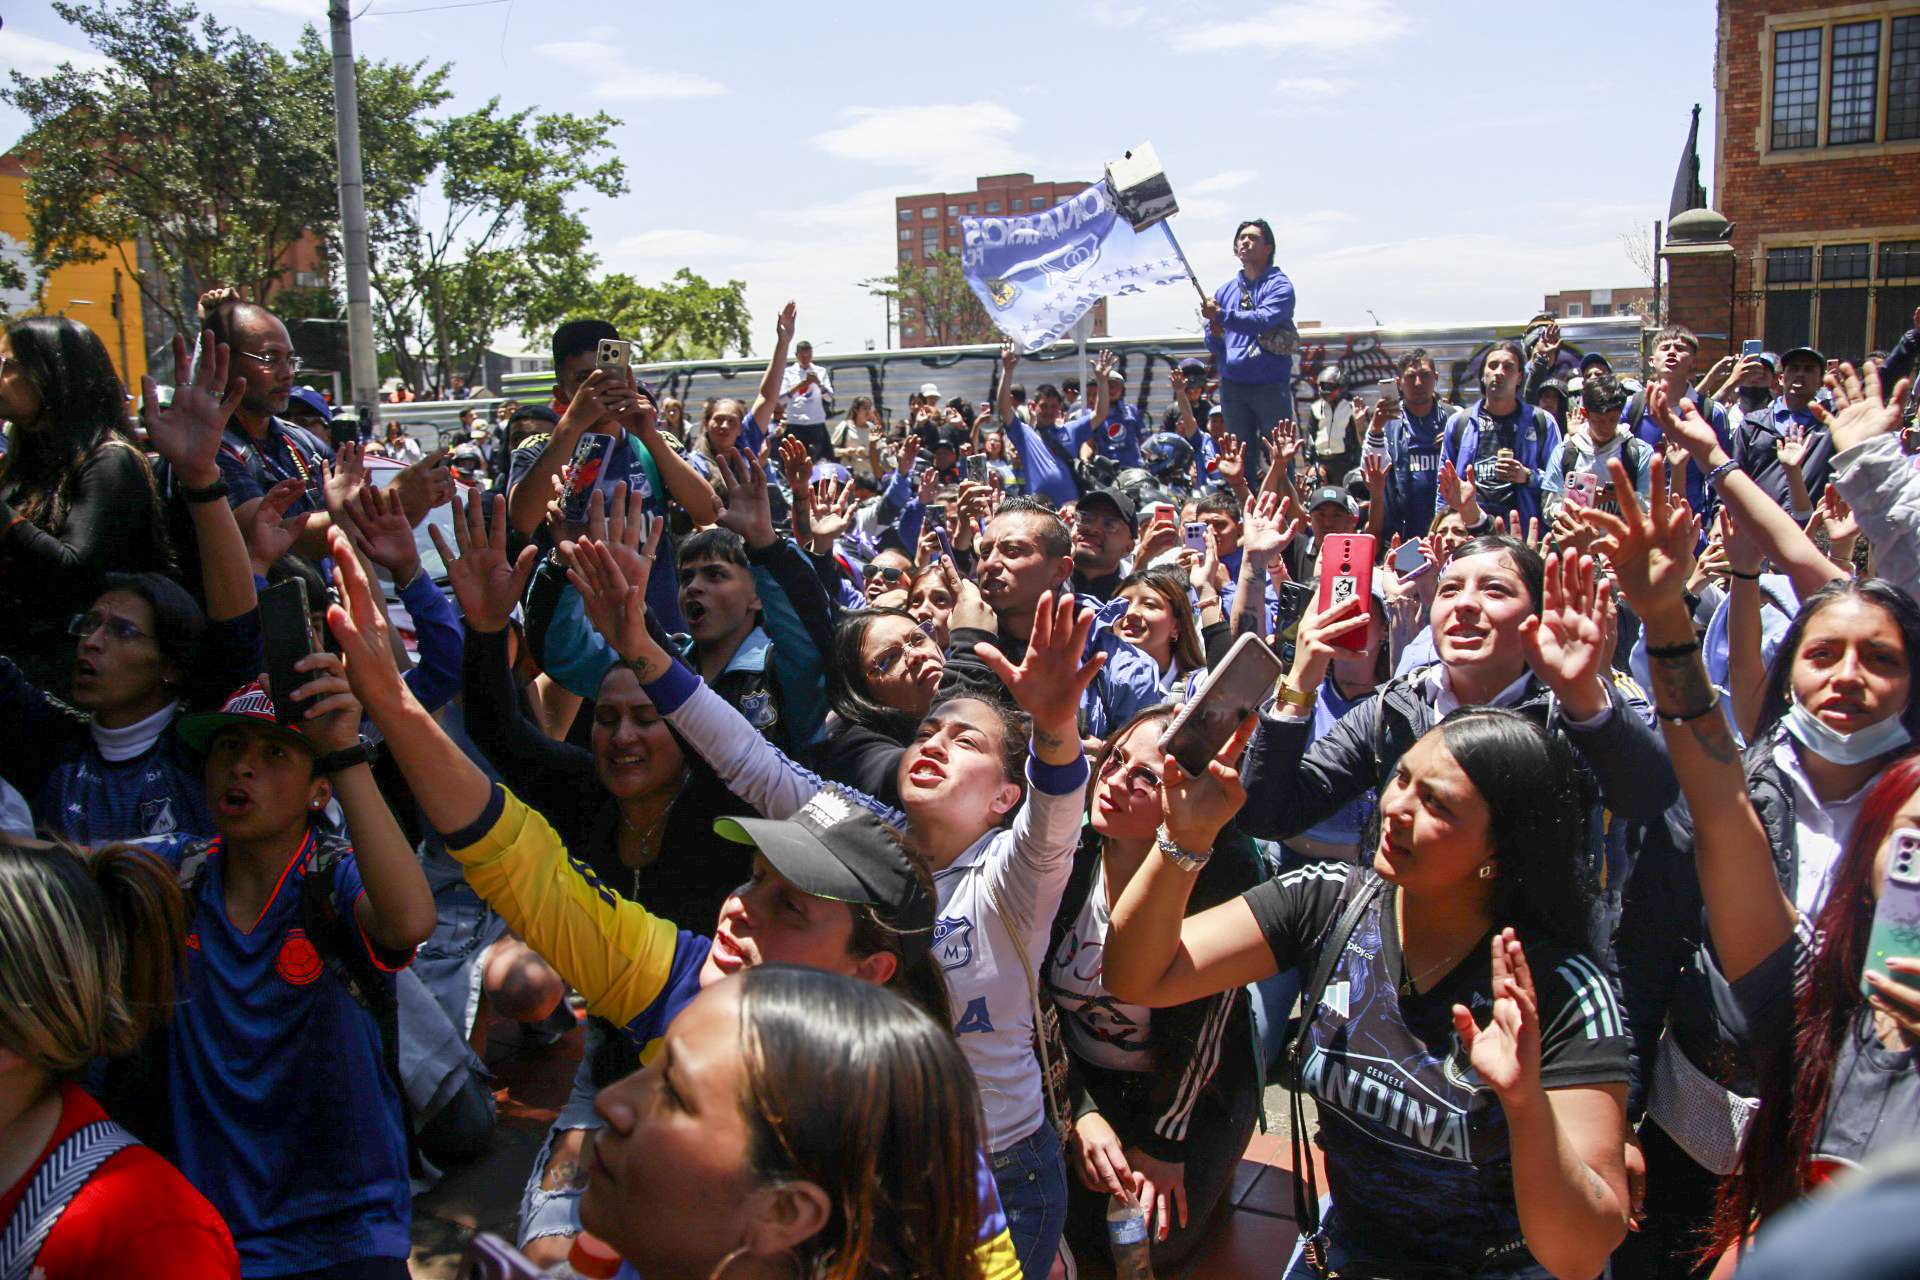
1542;286;1658;320
1668;0;1920;365
892;173;1107;348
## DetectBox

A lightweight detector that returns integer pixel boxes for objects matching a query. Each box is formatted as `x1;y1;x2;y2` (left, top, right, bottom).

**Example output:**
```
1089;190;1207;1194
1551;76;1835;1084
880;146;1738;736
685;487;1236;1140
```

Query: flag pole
1160;223;1211;308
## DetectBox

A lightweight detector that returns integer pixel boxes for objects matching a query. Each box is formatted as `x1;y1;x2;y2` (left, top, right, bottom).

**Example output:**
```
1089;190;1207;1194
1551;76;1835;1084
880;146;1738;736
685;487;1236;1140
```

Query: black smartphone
1158;633;1286;776
1272;579;1315;669
260;578;315;726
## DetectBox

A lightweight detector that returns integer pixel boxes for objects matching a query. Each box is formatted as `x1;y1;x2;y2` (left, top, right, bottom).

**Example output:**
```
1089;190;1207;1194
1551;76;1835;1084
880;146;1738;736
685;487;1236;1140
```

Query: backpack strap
297;834;419;1176
0;1120;140;1280
1285;870;1386;1251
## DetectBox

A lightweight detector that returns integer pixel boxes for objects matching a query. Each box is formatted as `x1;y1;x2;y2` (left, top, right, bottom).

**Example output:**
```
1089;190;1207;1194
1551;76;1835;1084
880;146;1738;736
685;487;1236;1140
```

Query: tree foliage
366;100;626;391
2;0;449;373
531;268;754;364
864;254;998;347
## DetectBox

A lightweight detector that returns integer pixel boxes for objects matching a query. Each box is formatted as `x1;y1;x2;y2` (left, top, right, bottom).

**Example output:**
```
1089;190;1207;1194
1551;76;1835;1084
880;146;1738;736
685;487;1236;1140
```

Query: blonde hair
0;841;187;1075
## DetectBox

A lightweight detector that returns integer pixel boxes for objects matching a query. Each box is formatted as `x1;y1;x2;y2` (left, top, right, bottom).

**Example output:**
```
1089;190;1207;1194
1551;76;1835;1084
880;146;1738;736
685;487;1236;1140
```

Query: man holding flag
1203;219;1297;463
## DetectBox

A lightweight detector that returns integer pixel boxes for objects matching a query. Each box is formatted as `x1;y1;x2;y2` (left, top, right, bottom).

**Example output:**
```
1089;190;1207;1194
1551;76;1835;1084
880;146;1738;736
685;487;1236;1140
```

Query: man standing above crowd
1203;219;1296;464
1072;352;1143;471
997;345;1081;507
779;339;834;459
1435;339;1559;526
1363;347;1453;543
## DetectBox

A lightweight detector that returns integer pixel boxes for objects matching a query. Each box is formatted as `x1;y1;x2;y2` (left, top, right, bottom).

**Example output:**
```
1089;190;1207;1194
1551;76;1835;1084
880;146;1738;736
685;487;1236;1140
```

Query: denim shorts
989;1122;1068;1280
516;1019;609;1246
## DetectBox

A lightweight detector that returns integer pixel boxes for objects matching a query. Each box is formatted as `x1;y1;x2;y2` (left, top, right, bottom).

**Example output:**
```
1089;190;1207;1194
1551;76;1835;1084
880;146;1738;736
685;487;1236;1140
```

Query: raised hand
1093;348;1118;380
775;300;797;346
1578;454;1696;623
429;491;538;633
975;592;1106;748
245;477;311;575
776;436;811;498
290;649;363;754
810;477;854;543
1649;381;1724;466
564;526;663;663
141;330;242;487
1362;449;1388;497
1214;432;1247;487
1452;929;1543;1103
347;483;423;580
1775;420;1810;473
1000;342;1020;375
394;448;454;525
1160;710;1257;853
1267;419;1301;473
1437;457;1479;517
1240;489;1301;561
323;524;408;714
1286;593;1370;689
1815;484;1860;544
324;441;370;520
715;446;776;549
1532;321;1561;365
1817;360;1914;453
1520;551;1613;718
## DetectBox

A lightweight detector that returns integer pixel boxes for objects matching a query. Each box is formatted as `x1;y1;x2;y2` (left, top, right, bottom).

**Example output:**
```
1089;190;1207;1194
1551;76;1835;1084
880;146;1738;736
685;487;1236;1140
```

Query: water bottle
541;1230;622;1278
1106;1190;1154;1280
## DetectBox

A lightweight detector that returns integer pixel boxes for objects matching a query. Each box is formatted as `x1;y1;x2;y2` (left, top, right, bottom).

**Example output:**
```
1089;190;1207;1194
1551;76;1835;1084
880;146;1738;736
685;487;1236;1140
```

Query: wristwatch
313;734;379;776
1274;680;1316;709
1156;823;1212;872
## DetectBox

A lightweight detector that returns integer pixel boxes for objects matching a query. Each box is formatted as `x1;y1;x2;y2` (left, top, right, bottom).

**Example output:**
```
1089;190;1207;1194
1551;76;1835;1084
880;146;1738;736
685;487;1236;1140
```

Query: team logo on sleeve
934;917;975;969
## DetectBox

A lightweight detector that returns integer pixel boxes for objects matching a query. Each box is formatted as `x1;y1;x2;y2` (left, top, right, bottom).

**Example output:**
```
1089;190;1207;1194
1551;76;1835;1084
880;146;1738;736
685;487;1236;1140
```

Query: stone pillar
1660;207;1737;367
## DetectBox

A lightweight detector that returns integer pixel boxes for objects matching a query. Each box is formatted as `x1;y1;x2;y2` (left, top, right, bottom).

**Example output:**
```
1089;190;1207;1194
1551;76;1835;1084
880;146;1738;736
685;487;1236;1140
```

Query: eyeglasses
236;350;304;373
868;620;941;678
1097;751;1162;795
68;612;153;644
1075;512;1127;536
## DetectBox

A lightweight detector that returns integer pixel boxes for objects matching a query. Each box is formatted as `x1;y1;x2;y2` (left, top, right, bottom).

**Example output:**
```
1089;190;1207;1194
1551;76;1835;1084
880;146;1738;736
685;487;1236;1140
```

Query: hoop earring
1476;863;1494;880
707;1244;751;1280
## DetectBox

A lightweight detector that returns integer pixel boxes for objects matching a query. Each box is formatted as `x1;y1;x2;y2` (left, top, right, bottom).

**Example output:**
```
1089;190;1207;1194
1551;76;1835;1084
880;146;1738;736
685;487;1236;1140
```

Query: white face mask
1783;696;1912;766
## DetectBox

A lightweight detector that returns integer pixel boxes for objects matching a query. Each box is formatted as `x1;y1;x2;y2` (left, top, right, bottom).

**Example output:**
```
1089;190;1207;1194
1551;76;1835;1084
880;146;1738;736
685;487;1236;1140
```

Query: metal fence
487;315;1647;431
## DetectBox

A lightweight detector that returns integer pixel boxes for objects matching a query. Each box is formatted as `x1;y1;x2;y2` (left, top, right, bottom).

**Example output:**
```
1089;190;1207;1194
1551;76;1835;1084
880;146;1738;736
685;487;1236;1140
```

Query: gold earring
707;1243;751;1280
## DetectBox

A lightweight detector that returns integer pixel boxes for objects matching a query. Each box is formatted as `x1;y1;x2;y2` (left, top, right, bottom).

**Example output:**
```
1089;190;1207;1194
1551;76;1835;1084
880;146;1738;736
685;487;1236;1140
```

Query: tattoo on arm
1032;728;1069;755
1653;651;1740;765
1583;1165;1612;1210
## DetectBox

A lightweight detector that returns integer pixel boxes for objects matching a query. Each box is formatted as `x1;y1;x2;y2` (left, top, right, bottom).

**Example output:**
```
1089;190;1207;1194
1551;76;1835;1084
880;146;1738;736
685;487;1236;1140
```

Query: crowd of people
1;220;1919;1280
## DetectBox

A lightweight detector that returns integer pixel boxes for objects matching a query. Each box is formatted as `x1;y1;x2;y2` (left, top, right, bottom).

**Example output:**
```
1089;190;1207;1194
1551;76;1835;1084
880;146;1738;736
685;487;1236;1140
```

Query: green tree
531;268;754;363
864;254;997;347
2;0;449;376
367;101;626;393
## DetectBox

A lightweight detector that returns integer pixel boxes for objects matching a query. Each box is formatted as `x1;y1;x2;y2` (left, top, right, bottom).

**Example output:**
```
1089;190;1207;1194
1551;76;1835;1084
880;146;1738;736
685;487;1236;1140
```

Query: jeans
1220;378;1294;470
991;1122;1069;1280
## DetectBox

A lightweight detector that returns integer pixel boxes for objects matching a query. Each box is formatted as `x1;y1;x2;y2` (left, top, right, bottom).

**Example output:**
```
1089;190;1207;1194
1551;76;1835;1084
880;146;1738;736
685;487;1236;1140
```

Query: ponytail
0;841;187;1075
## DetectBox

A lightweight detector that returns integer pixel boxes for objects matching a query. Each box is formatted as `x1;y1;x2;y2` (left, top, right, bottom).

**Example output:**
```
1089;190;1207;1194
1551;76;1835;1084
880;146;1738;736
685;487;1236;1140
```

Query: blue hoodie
1203;265;1296;386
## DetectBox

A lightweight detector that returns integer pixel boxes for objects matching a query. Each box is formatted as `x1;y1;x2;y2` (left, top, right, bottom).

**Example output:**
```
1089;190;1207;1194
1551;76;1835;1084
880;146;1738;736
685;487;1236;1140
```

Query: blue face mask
1783;697;1913;766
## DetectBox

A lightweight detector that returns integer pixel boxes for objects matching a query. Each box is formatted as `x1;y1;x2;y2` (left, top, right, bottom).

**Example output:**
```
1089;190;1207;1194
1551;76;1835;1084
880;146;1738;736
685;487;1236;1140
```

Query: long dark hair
1713;751;1920;1250
736;966;983;1280
1755;577;1920;743
0;317;149;531
1115;567;1205;674
1422;708;1597;950
827;608;926;745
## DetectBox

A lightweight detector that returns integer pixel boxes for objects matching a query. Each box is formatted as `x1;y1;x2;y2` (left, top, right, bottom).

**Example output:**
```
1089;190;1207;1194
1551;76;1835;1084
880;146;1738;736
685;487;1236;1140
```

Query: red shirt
0;1085;239;1279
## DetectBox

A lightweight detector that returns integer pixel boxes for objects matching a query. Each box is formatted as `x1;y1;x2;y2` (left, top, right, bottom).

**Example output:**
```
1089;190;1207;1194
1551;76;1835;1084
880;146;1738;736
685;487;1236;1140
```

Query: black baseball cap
1078;487;1137;535
1782;345;1826;369
1308;484;1356;515
1178;357;1208;378
509;405;559;429
714;789;933;936
1578;352;1612;374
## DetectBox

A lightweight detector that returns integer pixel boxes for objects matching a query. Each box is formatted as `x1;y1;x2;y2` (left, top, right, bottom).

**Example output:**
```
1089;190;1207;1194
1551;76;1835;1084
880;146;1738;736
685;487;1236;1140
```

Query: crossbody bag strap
1;1119;140;1280
983;879;1069;1143
1286;871;1385;1250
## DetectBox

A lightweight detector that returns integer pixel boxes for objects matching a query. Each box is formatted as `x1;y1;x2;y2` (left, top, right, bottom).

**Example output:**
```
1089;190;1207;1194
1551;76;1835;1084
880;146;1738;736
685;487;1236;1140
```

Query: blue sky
1;0;1721;355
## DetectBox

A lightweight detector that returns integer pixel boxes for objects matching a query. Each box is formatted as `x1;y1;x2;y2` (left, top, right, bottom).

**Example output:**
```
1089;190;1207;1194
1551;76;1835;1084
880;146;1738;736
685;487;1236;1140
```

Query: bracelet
1655;701;1723;727
392;565;423;593
1704;459;1739;488
180;477;230;504
1646;639;1702;659
1729;569;1763;580
1274;679;1316;708
1156;823;1212;872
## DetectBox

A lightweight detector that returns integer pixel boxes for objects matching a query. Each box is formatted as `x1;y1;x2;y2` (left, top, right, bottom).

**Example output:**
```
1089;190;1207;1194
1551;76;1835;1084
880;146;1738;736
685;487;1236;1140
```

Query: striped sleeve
1149;986;1244;1148
1537;948;1631;1090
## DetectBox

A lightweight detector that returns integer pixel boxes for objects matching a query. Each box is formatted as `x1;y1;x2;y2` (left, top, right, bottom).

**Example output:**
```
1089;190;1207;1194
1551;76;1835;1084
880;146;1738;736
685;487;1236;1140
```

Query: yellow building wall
0;170;148;389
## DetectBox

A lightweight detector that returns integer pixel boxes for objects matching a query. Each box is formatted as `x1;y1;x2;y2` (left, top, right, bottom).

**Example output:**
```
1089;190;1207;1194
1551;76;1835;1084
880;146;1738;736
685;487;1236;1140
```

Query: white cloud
1186;169;1257;196
812;103;1029;184
608;229;756;262
532;43;728;102
1174;0;1410;56
0;30;110;78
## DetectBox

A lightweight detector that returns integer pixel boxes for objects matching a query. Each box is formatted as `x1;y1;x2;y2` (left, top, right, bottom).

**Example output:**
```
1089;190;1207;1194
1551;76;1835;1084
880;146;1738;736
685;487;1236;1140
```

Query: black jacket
1047;826;1264;1162
1614;739;1797;1121
1238;664;1679;842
